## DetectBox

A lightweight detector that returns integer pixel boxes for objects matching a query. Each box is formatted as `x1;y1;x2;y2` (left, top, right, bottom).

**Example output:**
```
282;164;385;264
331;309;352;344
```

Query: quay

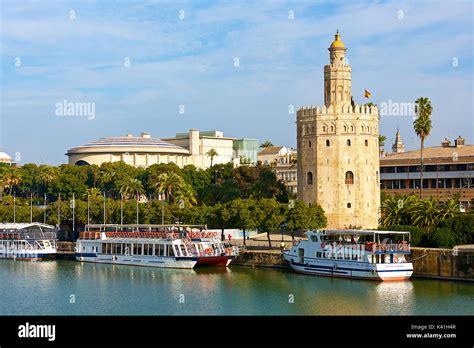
56;241;474;281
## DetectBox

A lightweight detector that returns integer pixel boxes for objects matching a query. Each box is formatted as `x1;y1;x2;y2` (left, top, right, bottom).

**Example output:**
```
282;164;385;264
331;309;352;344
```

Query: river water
0;260;472;315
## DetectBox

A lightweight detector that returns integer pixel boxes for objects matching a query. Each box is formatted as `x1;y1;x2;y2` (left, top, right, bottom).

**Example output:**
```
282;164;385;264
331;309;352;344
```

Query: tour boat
282;229;413;281
0;223;58;261
75;224;238;269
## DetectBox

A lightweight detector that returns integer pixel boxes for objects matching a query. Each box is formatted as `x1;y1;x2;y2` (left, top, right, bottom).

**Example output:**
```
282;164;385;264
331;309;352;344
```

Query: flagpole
72;192;75;241
103;192;106;225
13;192;16;223
44;192;47;224
87;194;90;225
120;193;123;225
57;193;61;233
136;191;139;225
30;192;33;223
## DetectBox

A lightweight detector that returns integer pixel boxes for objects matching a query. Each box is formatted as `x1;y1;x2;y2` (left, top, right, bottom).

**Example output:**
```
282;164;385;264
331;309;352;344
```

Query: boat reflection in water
373;281;415;315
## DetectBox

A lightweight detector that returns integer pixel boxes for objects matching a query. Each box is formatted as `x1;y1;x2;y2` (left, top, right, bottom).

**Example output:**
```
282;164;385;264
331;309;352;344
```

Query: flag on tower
364;89;372;98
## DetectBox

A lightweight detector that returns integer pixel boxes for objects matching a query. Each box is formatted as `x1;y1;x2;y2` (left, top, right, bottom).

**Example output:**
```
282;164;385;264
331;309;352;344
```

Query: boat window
166;245;174;257
180;245;186;256
310;235;318;242
154;244;163;256
316;252;322;258
102;244;106;253
174;245;181;256
143;244;150;256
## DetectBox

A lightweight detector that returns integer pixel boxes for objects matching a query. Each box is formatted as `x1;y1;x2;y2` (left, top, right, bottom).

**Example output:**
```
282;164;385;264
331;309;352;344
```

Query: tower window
330;125;334;132
307;172;314;185
347;203;352;208
308;140;312;148
326;139;330;147
365;139;368;146
345;171;354;184
343;125;347;132
347;139;351;146
322;126;327;133
350;125;354;132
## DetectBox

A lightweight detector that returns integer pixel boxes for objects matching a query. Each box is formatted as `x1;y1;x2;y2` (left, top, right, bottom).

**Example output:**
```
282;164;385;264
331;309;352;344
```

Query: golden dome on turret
330;30;345;49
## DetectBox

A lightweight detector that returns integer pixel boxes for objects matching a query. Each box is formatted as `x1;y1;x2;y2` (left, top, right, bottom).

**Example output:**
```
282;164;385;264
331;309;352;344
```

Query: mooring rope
405;253;430;262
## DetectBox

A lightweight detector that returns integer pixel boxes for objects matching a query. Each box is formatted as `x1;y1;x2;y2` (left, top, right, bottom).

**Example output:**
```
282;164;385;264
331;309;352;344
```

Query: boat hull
195;255;234;267
282;252;413;281
75;253;197;269
0;251;57;261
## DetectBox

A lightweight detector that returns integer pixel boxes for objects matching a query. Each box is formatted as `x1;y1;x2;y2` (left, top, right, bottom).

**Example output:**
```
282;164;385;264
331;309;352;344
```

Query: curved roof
329;31;345;49
0;151;12;160
67;134;190;155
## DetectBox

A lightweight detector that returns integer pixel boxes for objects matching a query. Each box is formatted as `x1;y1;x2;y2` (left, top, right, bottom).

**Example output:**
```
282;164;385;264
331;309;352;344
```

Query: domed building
0;151;15;166
66;133;191;168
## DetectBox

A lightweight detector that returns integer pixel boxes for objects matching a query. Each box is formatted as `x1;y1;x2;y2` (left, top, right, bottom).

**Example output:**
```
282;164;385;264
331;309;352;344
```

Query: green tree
378;135;387;157
413;97;433;198
255;198;287;247
206;148;218;167
260;140;274;148
38;165;59;198
119;178;145;199
287;200;327;240
229;198;257;246
151;171;185;203
208;202;232;241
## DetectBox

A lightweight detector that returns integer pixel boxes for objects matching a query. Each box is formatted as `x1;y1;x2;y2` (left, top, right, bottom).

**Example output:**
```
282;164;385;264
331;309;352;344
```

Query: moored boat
282;229;413;281
75;224;238;269
0;223;58;261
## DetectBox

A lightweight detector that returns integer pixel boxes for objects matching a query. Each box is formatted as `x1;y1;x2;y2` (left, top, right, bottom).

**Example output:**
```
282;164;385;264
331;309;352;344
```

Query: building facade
257;146;297;195
380;136;474;211
66;133;191;167
297;31;381;229
0;152;16;166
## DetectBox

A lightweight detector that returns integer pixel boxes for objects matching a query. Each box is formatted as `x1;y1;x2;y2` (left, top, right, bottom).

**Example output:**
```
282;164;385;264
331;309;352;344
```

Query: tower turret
324;30;352;108
392;127;405;153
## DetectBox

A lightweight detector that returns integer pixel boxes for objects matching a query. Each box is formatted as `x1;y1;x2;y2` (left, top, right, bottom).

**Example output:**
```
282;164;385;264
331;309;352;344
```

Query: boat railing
366;243;410;253
0;231;56;240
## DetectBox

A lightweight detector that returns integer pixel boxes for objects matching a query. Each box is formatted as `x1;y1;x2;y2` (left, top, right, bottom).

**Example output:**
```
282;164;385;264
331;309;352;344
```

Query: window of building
330;125;334;132
326;139;330;147
347;203;351;208
347;139;351;146
308;140;312;148
343;125;347;132
322;126;327;133
345;171;354;184
365;139;368;146
307;172;313;185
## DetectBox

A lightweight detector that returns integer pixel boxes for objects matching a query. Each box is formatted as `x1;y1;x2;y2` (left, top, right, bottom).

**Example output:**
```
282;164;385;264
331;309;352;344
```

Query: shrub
429;227;456;248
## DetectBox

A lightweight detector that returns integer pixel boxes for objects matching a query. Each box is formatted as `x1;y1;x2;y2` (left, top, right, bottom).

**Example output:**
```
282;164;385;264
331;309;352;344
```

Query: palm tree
437;197;460;221
175;182;197;207
378;135;387;157
119;178;145;200
83;187;103;201
206;148;218;167
260;140;274;149
413;97;433;198
412;197;439;232
38;165;59;198
152;172;184;203
3;167;22;195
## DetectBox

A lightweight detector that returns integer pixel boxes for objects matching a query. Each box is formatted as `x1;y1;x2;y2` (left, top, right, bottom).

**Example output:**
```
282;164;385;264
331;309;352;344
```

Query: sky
0;0;473;165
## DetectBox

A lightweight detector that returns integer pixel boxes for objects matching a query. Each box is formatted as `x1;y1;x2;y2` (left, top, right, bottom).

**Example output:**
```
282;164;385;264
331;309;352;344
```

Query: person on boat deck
228;234;232;242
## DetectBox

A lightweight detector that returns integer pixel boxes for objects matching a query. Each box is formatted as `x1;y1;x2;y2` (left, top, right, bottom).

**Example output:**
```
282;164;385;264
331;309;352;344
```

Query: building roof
381;144;474;165
0;151;12;160
257;146;284;156
0;223;55;231
67;134;190;156
329;30;345;49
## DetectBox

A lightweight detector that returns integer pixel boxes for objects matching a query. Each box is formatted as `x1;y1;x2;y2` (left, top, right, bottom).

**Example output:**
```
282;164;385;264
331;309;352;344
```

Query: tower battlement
297;104;378;118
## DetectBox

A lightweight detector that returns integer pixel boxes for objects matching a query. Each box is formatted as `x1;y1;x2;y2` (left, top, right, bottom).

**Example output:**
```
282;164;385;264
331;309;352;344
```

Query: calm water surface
0;260;472;315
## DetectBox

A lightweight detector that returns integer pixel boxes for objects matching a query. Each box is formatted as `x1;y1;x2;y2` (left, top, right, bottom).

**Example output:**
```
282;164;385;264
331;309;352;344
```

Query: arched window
322;126;327;133
347;139;351;146
308;140;312;148
326;139;330;147
345;171;354;184
330;125;334;132
367;126;371;132
343;125;347;132
350;125;354;132
361;125;364;132
307;172;313;185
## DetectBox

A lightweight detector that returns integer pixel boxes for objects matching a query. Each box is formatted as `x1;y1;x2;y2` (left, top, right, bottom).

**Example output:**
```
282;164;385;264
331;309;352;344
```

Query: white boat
75;224;238;269
282;229;413;281
0;223;57;261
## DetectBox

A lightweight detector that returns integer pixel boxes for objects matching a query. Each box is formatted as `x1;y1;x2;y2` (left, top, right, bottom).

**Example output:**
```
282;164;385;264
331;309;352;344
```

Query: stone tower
392;127;405;153
296;31;381;229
